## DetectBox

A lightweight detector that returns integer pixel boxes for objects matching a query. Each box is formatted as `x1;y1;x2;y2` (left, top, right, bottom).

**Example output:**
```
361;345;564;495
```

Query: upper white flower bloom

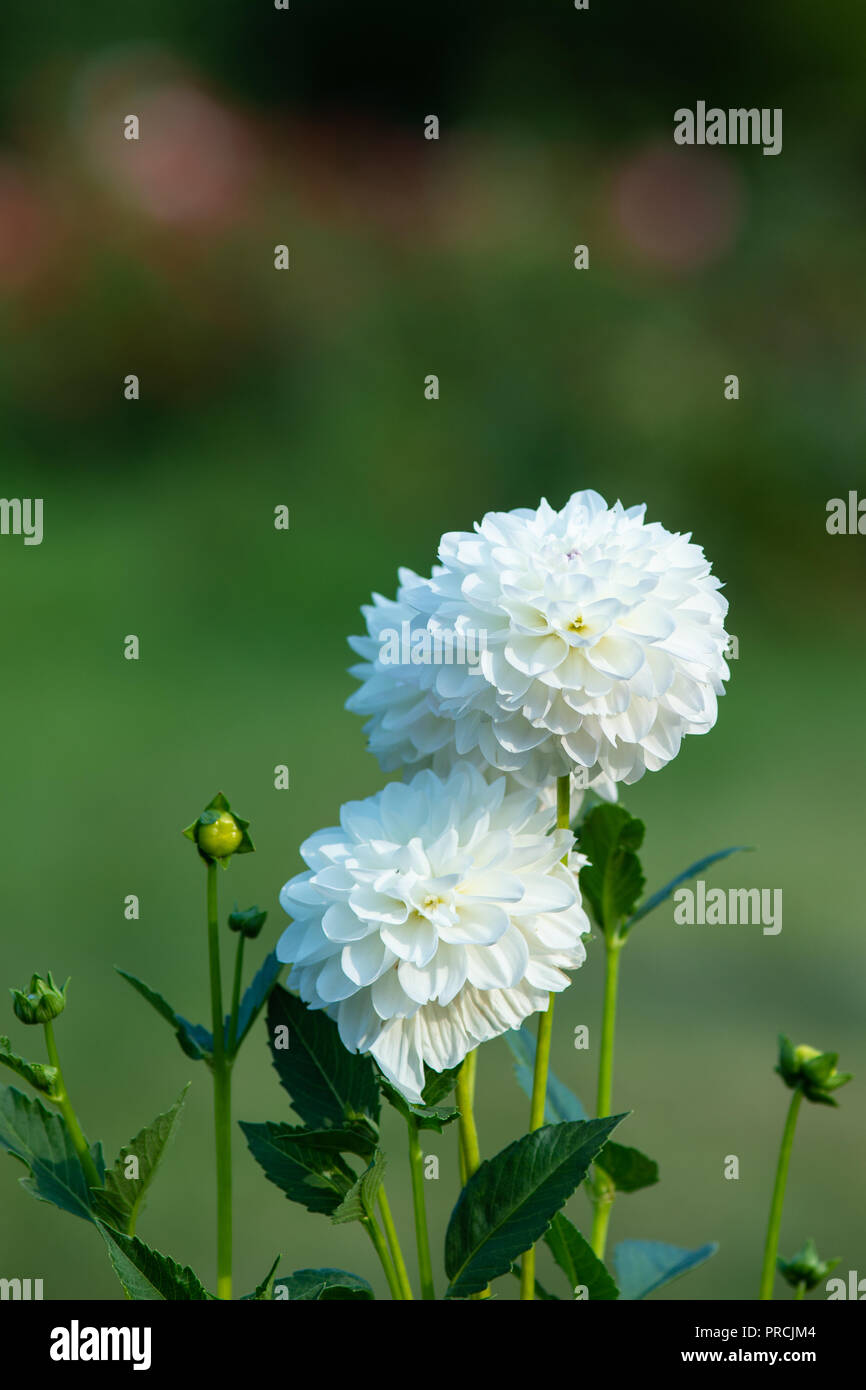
276;765;590;1103
347;491;729;788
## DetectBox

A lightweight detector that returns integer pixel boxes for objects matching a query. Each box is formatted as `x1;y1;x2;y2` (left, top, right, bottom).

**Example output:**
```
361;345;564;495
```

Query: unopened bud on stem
183;792;254;868
10;972;69;1025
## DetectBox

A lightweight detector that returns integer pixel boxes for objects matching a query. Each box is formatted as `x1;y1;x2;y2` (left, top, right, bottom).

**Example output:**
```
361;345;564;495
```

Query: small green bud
197;811;243;859
10;972;69;1025
183;792;254;867
775;1034;853;1106
228;905;268;939
777;1239;840;1293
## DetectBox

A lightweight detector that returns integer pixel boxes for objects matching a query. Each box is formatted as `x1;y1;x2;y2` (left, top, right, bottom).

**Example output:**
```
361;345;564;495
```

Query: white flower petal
314;953;360;1004
341;934;393;987
321;903;371;943
439;901;510;946
370;1019;426;1103
379;914;439;967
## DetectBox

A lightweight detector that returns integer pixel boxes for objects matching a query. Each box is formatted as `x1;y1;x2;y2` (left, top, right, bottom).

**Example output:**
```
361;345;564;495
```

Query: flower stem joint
777;1239;840;1293
183;792;255;869
775;1035;853;1106
228;906;268;939
10;971;69;1025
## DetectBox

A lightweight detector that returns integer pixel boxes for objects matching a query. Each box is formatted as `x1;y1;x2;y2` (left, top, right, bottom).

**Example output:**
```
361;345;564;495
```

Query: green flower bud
183;792;254;867
228;905;268;939
775;1034;853;1106
777;1239;840;1293
10;972;68;1025
197;812;243;859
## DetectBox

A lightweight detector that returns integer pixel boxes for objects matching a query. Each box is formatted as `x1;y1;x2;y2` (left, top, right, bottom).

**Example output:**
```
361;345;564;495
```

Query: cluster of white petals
276;766;590;1102
347;491;729;789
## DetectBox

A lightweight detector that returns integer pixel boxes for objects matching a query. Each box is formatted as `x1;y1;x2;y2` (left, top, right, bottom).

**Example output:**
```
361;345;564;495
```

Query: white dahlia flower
276;765;590;1103
347;491;729;788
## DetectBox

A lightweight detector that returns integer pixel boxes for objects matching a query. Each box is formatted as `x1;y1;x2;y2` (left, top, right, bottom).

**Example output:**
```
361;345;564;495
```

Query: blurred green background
1;0;864;1300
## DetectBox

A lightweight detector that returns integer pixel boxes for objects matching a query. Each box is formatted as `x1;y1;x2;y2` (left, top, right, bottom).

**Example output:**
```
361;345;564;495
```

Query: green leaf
614;1239;718;1300
272;1268;375;1301
445;1115;625;1298
420;1063;463;1107
270;1123;377;1159
241;1255;281;1300
90;1087;188;1234
0;1037;61;1100
232;952;282;1051
97;1225;212;1299
504;1027;587;1122
379;1062;462;1132
331;1149;387;1226
577;805;646;933
379;1077;460;1133
595;1141;659;1194
623;846;751;934
570;789;606;831
0;1083;96;1222
239;1121;357;1216
266;985;380;1131
115;969;212;1063
544;1213;619;1299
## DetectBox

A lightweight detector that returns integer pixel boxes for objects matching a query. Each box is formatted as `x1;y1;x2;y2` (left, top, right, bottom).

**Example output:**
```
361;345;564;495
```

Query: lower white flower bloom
276;764;591;1103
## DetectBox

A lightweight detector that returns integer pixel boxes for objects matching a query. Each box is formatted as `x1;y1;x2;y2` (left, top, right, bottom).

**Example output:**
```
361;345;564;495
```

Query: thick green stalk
521;774;570;1300
458;1133;467;1187
43;1020;101;1190
456;1049;490;1298
456;1053;482;1176
408;1115;435;1299
228;933;245;1056
759;1089;804;1300
529;1005;555;1135
364;1214;404;1300
378;1187;414;1300
206;860;233;1300
590;933;623;1257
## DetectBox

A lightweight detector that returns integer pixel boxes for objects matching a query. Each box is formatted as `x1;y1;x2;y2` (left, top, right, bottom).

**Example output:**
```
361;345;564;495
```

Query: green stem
529;1004;555;1135
207;860;232;1300
595;937;622;1120
521;773;571;1300
468;1041;478;1104
43;1020;101;1191
590;933;623;1258
456;1052;481;1176
795;1281;806;1301
759;1089;803;1300
378;1187;414;1300
408;1115;435;1299
364;1214;404;1301
456;1050;491;1299
228;933;245;1057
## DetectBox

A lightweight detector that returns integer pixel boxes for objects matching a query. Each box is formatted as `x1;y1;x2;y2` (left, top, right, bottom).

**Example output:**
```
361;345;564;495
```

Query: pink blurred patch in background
76;51;257;227
0;162;54;289
610;141;744;273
